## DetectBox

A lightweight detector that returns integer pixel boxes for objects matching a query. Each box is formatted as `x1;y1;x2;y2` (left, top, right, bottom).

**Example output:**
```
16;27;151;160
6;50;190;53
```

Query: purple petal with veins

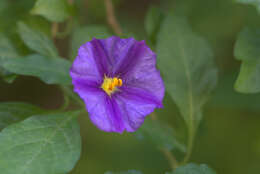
70;36;165;133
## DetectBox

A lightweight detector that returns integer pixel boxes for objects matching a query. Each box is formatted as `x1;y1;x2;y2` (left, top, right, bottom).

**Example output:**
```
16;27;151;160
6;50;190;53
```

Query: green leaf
157;14;218;128
145;6;163;42
0;111;81;174
0;54;72;85
135;117;186;152
234;27;260;93
0;0;34;34
17;22;58;58
0;71;16;83
70;25;110;59
0;35;19;83
0;102;44;130
31;0;72;22
166;163;217;174
105;170;142;174
0;35;19;58
235;0;260;13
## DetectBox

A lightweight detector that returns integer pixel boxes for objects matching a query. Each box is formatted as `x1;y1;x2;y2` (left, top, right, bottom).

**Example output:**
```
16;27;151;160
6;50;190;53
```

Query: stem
161;149;179;170
182;125;195;164
104;0;123;35
51;23;59;39
150;112;179;170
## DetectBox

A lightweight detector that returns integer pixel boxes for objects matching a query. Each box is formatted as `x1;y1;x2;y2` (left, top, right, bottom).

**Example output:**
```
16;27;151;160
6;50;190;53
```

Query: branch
104;0;123;35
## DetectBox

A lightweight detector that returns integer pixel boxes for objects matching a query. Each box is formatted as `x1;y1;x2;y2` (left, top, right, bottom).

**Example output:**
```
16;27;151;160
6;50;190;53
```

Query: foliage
157;13;218;148
0;111;81;174
0;0;260;174
234;27;260;93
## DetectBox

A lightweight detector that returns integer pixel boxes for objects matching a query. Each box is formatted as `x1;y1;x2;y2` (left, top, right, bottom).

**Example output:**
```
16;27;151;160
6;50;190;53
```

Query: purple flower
70;36;165;133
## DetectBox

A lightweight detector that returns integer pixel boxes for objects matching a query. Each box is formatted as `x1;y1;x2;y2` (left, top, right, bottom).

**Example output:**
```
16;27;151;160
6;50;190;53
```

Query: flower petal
121;41;165;105
73;80;125;132
98;36;137;75
113;87;161;132
89;95;125;133
113;40;144;77
71;38;111;81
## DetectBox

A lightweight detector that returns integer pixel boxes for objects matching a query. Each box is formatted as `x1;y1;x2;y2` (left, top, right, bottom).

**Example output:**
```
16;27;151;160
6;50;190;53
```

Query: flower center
101;76;123;96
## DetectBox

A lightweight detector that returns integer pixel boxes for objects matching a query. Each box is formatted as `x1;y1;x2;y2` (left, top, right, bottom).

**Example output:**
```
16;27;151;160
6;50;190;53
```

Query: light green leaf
235;0;260;13
234;27;260;93
157;14;218;128
70;25;110;59
0;102;44;130
0;54;72;85
166;163;217;174
105;170;142;174
17;22;58;58
135;117;186;152
145;6;163;41
0;35;19;83
0;111;81;174
31;0;72;22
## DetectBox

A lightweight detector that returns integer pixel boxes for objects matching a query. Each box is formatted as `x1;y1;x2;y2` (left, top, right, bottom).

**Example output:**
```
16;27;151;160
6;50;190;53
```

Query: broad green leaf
145;6;163;42
70;25;110;59
0;35;19;83
235;0;260;13
0;111;81;174
0;54;72;85
0;35;18;58
105;170;142;174
166;163;217;174
17;22;58;58
0;102;44;130
234;27;260;93
31;0;72;22
135;117;186;152
157;14;218;128
0;0;34;34
0;70;16;83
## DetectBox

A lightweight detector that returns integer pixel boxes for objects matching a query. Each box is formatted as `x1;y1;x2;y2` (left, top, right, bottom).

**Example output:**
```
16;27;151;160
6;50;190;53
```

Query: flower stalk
104;0;123;35
150;113;179;170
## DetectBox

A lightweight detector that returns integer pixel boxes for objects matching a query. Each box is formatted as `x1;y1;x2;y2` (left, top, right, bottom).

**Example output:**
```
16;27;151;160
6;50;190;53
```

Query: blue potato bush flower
70;36;165;133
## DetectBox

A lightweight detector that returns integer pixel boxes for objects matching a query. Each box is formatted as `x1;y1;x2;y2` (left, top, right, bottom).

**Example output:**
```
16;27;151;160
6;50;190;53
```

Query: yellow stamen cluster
101;76;123;96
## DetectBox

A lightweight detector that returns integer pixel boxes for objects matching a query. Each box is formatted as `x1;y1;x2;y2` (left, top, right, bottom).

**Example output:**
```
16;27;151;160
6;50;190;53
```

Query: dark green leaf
0;35;19;58
0;71;16;83
105;170;142;174
135;117;186;152
17;22;58;58
0;111;81;174
0;54;72;85
0;35;19;83
145;6;163;42
166;163;217;174
157;14;218;128
31;0;72;22
0;102;44;130
234;27;260;93
0;0;34;34
70;25;110;59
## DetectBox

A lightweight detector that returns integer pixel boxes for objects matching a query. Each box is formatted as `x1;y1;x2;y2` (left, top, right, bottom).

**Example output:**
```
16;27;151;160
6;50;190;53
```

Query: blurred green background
1;0;260;174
